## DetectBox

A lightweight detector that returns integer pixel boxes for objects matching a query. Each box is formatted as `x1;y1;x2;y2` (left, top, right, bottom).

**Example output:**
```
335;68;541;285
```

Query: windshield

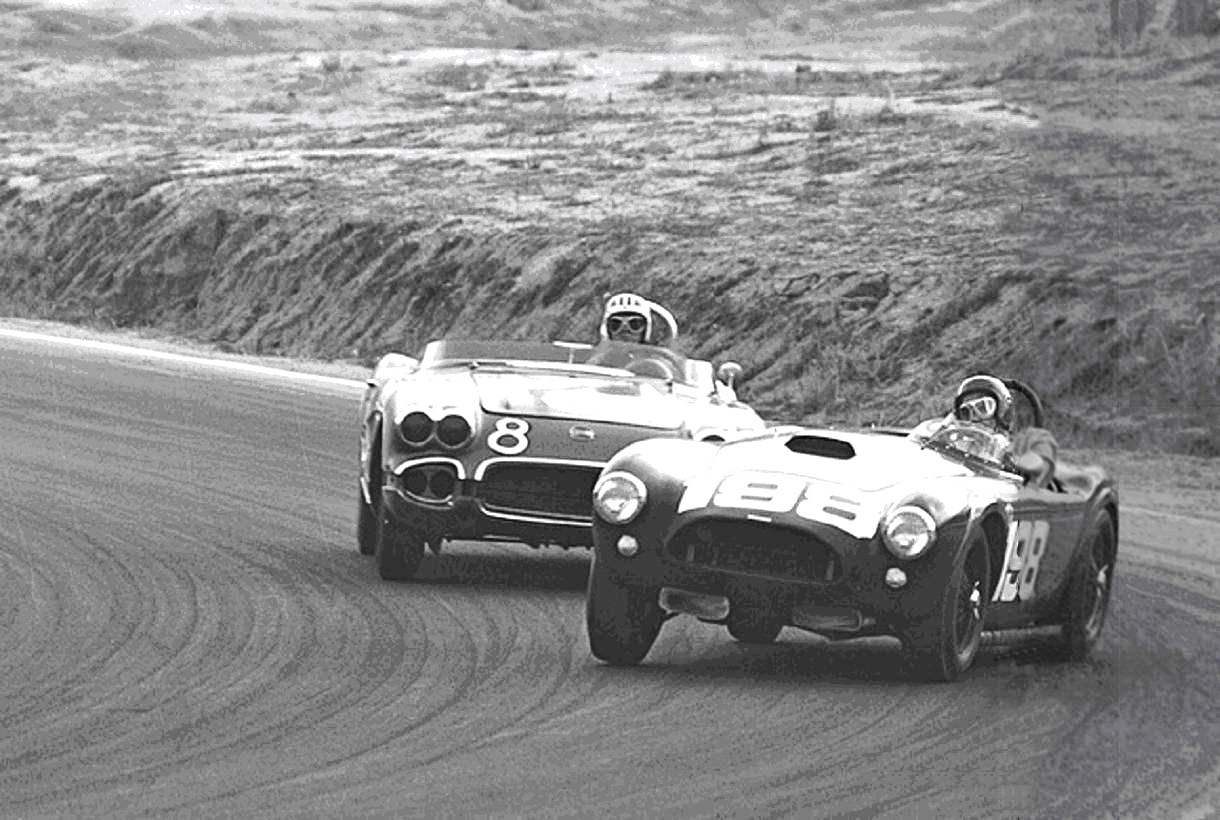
584;341;702;388
417;339;706;389
913;420;1015;472
420;339;594;367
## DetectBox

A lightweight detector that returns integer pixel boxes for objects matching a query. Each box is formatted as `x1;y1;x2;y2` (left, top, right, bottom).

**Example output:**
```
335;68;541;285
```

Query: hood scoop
785;435;856;460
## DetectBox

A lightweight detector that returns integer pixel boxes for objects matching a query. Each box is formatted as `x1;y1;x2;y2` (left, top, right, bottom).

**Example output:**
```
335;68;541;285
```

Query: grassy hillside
0;0;1217;453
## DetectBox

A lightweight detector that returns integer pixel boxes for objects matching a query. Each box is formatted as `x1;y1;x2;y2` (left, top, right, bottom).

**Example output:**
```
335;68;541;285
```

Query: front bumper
382;474;596;548
594;513;970;633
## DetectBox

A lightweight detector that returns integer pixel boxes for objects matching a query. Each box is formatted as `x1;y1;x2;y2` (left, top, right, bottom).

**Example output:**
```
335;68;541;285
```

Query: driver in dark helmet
599;292;678;346
912;374;1058;487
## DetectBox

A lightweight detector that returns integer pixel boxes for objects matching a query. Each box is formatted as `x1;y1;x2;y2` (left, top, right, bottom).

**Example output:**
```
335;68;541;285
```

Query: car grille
666;520;841;583
478;463;601;521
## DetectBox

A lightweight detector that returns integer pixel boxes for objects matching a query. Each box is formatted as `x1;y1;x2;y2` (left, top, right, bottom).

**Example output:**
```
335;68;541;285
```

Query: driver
913;374;1058;487
599;292;679;346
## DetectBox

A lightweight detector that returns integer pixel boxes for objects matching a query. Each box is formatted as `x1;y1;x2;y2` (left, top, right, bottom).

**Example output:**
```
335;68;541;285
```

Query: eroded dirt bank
1;9;1217;452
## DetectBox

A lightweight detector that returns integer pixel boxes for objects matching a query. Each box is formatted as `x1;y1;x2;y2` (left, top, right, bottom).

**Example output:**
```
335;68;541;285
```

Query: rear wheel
374;501;426;581
586;561;663;666
1060;510;1116;660
903;530;991;682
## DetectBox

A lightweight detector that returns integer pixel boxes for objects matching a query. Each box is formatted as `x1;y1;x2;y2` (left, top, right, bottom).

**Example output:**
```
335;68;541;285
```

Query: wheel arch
976;507;1010;601
362;412;386;505
1101;497;1119;559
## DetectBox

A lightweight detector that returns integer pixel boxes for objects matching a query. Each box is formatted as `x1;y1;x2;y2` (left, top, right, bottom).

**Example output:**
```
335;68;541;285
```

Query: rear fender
1071;486;1119;569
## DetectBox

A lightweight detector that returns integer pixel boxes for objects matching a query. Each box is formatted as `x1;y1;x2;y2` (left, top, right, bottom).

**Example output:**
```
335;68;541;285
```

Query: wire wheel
952;555;987;668
904;529;991;682
1062;510;1116;660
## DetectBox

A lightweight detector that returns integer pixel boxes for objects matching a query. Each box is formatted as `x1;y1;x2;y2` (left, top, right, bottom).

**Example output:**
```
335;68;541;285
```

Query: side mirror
716;361;743;389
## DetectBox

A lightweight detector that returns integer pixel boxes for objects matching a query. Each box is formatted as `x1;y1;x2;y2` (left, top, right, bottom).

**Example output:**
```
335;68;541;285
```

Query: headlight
882;506;937;560
400;411;434;446
593;471;648;525
435;414;473;448
397;409;475;450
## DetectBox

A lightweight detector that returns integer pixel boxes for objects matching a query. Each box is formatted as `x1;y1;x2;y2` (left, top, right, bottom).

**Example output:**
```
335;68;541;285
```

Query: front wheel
586;561;663;666
357;485;378;556
374;502;426;581
1059;510;1116;660
903;530;991;682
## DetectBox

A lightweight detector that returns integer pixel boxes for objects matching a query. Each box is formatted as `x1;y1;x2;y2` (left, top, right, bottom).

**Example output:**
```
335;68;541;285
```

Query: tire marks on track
1;333;1218;818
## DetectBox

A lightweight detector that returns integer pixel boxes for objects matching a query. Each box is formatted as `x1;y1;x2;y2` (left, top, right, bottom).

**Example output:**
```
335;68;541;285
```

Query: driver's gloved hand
1011;450;1052;487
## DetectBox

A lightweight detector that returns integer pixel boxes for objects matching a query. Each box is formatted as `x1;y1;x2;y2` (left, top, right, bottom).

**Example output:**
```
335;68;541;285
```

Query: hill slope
0;0;1217;452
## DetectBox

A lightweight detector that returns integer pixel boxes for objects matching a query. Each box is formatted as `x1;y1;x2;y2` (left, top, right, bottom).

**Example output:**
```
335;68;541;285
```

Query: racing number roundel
487;418;530;455
993;519;1050;603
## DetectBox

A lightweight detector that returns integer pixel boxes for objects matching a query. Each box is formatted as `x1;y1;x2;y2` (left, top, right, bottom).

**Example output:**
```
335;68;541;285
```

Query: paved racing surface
2;334;1217;818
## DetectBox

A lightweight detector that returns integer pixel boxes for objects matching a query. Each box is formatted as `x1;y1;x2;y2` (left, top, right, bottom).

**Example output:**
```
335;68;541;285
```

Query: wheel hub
969;583;982;620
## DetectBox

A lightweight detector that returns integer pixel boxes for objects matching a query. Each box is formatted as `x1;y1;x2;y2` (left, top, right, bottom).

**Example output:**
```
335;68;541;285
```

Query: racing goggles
957;393;999;424
607;314;647;333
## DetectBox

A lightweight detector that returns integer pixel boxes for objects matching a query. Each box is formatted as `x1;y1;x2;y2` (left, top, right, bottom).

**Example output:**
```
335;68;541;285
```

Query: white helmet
953;375;1015;431
600;292;678;345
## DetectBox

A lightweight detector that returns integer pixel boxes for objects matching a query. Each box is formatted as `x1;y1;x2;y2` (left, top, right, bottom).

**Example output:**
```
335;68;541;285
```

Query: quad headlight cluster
882;505;937;560
593;471;647;525
398;410;474;450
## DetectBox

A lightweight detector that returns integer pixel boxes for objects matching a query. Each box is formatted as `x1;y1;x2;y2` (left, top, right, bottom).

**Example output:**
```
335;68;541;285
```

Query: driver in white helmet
599;292;678;346
912;374;1058;487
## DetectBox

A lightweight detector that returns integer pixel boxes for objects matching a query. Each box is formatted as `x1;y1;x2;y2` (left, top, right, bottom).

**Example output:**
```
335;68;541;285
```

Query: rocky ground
0;0;1217;453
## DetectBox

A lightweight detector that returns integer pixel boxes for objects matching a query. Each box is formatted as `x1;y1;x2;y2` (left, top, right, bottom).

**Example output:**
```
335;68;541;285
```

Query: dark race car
585;383;1118;681
357;339;764;580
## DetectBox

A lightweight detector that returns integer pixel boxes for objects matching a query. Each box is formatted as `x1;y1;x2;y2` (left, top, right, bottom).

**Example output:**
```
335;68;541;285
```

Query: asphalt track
1;332;1217;819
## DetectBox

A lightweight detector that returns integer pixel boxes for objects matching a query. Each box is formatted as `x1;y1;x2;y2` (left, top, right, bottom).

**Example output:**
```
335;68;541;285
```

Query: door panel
991;487;1086;619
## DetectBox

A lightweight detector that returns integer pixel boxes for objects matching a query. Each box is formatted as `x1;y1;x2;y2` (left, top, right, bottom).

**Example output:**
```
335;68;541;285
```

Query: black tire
903;529;991;682
726;602;784;645
1060;510;1116;661
357;486;378;556
586;561;663;666
358;426;384;556
374;502;426;582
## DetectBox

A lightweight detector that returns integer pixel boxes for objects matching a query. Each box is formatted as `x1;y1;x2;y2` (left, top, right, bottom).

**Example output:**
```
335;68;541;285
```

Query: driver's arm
1011;427;1058;487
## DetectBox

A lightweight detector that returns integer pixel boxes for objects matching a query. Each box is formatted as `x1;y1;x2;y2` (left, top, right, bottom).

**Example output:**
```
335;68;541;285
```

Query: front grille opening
479;463;601;520
667;520;842;583
400;464;458;502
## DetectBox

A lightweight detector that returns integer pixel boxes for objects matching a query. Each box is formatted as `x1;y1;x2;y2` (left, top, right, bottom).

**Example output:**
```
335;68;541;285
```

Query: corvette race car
357;338;765;580
586;381;1118;681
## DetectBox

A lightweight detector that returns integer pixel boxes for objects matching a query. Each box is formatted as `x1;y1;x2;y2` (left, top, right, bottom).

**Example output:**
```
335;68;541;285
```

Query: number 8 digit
1017;520;1050;600
487;417;530;455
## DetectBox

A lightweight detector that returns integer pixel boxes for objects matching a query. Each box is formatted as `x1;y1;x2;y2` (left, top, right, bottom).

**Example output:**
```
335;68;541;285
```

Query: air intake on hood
786;435;855;460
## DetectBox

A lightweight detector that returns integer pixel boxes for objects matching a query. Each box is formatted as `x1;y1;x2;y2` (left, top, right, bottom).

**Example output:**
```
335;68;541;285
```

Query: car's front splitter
382;486;594;548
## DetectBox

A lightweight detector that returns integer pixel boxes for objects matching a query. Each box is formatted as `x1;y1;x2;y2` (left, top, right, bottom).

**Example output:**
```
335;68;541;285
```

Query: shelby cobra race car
586;382;1118;681
357;339;765;580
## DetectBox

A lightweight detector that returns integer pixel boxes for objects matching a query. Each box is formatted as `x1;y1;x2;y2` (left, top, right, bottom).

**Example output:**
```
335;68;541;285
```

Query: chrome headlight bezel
593;471;648;525
882;505;937;560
